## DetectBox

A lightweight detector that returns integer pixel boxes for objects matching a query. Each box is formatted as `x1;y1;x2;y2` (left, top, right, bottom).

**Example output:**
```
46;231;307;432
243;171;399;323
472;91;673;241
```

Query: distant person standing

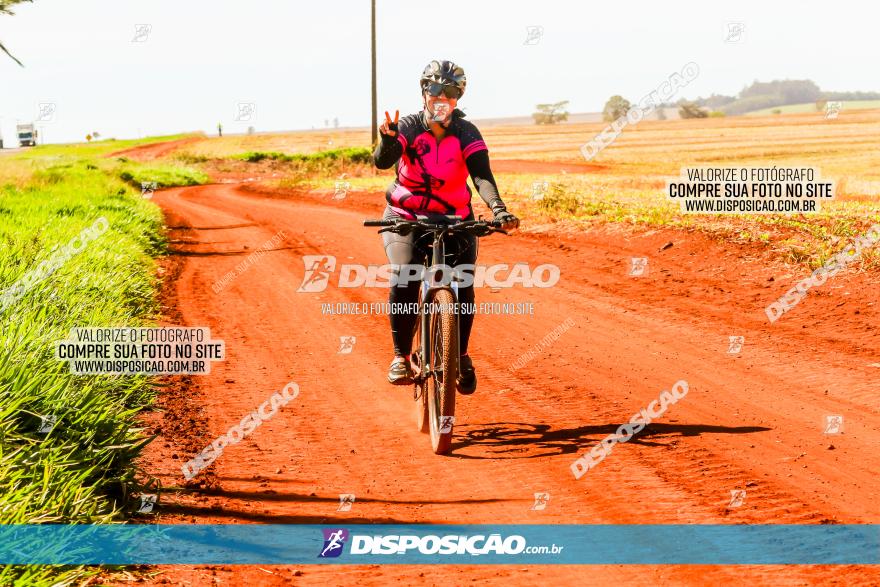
218;122;223;137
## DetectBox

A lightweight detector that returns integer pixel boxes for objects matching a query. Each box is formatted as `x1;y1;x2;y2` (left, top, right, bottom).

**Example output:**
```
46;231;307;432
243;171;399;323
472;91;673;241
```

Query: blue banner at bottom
0;524;877;565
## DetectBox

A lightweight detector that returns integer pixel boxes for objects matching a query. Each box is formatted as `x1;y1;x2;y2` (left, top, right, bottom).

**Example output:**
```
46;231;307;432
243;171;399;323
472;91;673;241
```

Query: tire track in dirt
130;183;880;586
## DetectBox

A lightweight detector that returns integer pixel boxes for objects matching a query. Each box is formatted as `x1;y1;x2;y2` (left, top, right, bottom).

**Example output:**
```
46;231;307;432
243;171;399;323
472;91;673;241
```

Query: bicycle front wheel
427;288;458;455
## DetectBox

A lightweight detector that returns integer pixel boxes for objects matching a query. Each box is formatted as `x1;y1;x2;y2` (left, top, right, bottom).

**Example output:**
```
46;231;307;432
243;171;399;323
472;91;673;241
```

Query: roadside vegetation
0;137;206;585
120;109;880;274
236;146;371;164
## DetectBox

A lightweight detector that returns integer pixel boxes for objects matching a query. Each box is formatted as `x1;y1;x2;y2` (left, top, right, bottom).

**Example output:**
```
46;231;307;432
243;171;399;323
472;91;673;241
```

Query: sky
0;0;876;144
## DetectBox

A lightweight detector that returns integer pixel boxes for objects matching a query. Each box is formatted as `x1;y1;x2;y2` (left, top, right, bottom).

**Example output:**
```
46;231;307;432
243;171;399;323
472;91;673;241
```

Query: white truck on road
17;123;37;147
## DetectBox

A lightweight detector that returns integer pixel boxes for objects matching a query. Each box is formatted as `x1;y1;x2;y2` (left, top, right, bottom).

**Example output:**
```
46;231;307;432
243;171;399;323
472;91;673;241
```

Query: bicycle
364;216;507;454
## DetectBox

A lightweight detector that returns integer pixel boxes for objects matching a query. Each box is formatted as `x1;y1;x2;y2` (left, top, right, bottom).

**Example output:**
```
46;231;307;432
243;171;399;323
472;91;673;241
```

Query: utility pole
371;0;377;145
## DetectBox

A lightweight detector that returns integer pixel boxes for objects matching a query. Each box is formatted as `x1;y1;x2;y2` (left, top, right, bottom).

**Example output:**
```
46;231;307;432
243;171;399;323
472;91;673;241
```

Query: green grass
236;146;372;165
746;100;880;117
118;162;207;189
12;134;193;159
0;139;202;585
172;152;212;165
512;173;880;270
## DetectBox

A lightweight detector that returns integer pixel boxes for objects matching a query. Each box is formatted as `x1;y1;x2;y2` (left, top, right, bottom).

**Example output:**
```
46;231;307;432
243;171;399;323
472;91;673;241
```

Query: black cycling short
381;205;478;357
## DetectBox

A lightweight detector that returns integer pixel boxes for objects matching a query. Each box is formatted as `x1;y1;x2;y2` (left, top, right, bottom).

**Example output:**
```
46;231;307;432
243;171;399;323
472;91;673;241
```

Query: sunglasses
423;82;462;99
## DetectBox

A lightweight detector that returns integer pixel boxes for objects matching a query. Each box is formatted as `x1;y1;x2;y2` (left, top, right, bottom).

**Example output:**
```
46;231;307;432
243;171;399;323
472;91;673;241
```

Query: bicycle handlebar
362;218;504;230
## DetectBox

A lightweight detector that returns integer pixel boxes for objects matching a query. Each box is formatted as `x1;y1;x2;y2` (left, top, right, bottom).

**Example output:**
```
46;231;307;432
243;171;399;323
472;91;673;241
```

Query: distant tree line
687;80;880;116
821;90;880;101
524;78;877;125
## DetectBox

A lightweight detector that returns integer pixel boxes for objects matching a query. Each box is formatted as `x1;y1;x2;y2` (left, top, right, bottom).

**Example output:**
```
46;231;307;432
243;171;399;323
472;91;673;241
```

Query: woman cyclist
373;59;519;394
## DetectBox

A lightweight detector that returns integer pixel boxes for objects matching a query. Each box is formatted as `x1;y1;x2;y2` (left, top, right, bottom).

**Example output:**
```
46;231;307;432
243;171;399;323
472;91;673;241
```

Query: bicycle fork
417;232;461;384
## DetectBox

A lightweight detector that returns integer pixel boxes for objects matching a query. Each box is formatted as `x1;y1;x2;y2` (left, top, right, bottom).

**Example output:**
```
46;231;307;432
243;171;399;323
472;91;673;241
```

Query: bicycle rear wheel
427;289;458;454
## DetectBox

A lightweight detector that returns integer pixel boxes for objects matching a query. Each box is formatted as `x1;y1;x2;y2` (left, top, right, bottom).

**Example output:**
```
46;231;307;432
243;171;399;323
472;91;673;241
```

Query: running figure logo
234;102;256;122
523;25;544;45
724;22;745;43
36;102;56;123
824;415;843;434
141;181;157;199
439;416;455;434
333;181;351;200
431;102;451;123
531;181;549;201
298;255;336;292
629;257;649;277
337;494;355;512
38;414;56;434
728;489;746;508
727;336;744;354
132;24;152;42
338;336;356;354
825;101;842;120
318;528;349;558
530;492;550;511
138;494;158;513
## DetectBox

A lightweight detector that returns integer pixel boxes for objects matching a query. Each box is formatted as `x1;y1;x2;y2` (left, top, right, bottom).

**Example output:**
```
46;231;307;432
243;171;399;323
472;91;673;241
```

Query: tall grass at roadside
515;174;880;270
118;162;208;189
0;147;202;585
237;146;371;166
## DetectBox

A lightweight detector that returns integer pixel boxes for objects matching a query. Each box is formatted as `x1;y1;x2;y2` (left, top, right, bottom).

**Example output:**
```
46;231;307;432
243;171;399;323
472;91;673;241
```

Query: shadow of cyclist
449;421;770;459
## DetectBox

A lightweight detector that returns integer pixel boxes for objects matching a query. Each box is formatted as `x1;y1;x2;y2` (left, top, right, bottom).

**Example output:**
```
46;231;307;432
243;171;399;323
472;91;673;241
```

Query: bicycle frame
365;215;508;453
363;215;505;391
415;227;461;386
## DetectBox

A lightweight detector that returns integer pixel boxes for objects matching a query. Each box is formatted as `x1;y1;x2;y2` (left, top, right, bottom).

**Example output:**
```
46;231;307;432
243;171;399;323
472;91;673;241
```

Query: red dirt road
107;137;203;161
133;182;880;586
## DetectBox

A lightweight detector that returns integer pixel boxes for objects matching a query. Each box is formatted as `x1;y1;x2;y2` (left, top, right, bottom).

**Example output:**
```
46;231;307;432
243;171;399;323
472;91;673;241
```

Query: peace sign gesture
379;110;399;137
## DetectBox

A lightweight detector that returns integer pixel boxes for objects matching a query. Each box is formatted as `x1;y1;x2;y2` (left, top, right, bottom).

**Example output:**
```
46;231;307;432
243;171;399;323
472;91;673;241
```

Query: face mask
430;102;451;124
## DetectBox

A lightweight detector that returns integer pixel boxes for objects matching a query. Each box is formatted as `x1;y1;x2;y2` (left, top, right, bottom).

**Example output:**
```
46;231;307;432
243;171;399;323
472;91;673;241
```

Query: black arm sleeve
373;133;402;169
465;150;507;215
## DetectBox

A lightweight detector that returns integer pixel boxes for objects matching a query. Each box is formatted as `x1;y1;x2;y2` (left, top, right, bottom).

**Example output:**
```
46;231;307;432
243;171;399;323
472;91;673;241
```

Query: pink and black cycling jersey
372;109;505;219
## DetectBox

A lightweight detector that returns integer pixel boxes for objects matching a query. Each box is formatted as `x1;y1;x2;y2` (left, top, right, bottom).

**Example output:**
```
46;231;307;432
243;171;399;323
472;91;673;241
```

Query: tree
0;0;32;66
602;95;631;122
696;93;736;109
679;102;709;119
718;79;830;115
739;79;821;104
532;100;569;125
721;94;785;116
822;90;880;101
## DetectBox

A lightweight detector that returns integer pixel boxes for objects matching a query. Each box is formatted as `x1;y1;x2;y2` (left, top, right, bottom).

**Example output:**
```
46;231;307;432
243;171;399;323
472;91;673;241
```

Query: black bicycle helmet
420;60;467;96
